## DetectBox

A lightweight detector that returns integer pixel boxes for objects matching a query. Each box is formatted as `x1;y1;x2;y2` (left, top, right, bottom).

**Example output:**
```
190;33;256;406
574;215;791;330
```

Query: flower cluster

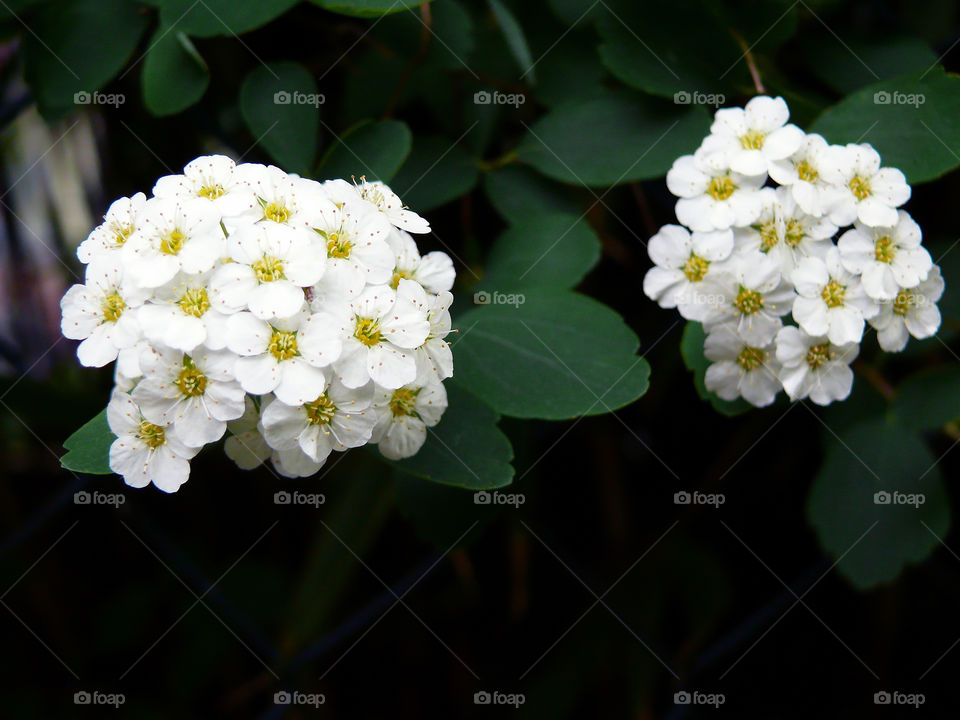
645;96;943;407
61;156;455;492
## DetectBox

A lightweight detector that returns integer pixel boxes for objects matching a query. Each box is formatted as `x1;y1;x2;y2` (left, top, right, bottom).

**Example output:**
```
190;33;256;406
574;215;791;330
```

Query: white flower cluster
61;156;455;492
645;96;943;408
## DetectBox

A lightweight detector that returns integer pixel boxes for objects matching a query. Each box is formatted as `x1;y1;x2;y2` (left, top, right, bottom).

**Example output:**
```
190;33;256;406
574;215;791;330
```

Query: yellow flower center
263;202;290;224
734;287;763;315
304;393;337;426
354;317;381;347
874;235;896;263
111;222;135;247
893;289;913;316
160;229;186;255
849;175;872;201
252;255;286;283
390;269;412;290
736;346;766;372
805;342;832;370
101;292;126;323
177;287;209;317
267;329;299;360
821;280;846;308
796;159;818;183
707;176;737;201
784;220;805;248
136;420;166;449
758;222;779;252
326;232;352;259
739;129;765;150
682;254;710;282
198;184;224;199
175;360;208;397
389;387;419;417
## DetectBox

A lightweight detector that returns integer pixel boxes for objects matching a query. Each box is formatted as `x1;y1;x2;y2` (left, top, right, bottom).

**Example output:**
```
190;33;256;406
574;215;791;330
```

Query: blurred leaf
390;134;479;211
393;471;501;548
390;383;514;489
893;365;960;431
370;0;474;70
61;410;113;474
142;28;209;116
517;91;710;186
535;32;607;107
807;415;950;589
317;119;412;182
479;212;600;291
153;0;298;37
484;165;571;223
679;322;752;417
239;61;319;176
453;290;650;419
312;0;430;18
487;0;535;81
804;36;938;96
22;0;150;118
811;68;960;184
546;0;600;26
716;0;798;52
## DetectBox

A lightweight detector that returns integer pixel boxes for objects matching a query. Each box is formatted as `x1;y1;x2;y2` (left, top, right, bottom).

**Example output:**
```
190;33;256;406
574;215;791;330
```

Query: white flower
385;228;455;293
60;257;144;367
837;211;932;301
106;389;199;493
703;324;781;407
820;143;910;227
224;396;271;470
414;290;454;383
237;164;326;233
792;248;879;344
311;197;394;296
701;252;794;345
260;380;376;463
643;224;734;321
701;95;805;176
371;380;448;460
767;132;836;216
734;186;836;276
271;445;324;478
138;271;231;352
666;149;765;231
123;197;224;288
775;326;858;405
131;345;245;447
320;280;430;389
77;193;147;263
869;266;944;352
210;222;325;319
325;178;431;234
225;307;331;406
153;155;258;222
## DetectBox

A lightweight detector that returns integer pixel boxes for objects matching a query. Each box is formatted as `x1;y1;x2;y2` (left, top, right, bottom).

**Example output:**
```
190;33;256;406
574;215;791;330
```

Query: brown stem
853;362;895;401
731;30;765;95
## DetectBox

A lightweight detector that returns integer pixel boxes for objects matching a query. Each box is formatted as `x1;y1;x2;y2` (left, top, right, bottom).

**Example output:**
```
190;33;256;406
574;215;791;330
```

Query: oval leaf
61;410;114;475
317;119;412;182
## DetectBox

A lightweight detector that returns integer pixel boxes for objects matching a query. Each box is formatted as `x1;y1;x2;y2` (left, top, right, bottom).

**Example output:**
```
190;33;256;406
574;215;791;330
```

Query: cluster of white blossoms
645;96;944;408
61;156;455;492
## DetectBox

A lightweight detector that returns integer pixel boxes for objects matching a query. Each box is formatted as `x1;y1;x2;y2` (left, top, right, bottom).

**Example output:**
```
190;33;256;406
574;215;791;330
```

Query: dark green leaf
61;410;114;475
312;0;429;18
484;165;572;223
317;119;412;182
804;36;937;96
487;0;535;81
807;415;950;589
893;365;960;431
142;28;209;117
154;0;298;38
679;322;752;417
390;134;479;211
453;290;650;419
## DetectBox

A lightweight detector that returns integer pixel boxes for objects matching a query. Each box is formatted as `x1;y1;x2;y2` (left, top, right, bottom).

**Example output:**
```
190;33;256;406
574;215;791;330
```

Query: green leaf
391;383;514;490
22;0;150;119
893;365;960;431
517;91;711;187
61;410;114;475
153;0;298;38
239;62;320;176
390;134;479;211
680;322;752;417
804;36;938;96
484;165;571;224
807;416;950;589
142;28;209;116
393;471;501;548
453;290;650;419
546;0;600;26
810;68;960;184
316;119;412;183
311;0;429;18
487;0;535;81
479;212;600;291
535;31;608;108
